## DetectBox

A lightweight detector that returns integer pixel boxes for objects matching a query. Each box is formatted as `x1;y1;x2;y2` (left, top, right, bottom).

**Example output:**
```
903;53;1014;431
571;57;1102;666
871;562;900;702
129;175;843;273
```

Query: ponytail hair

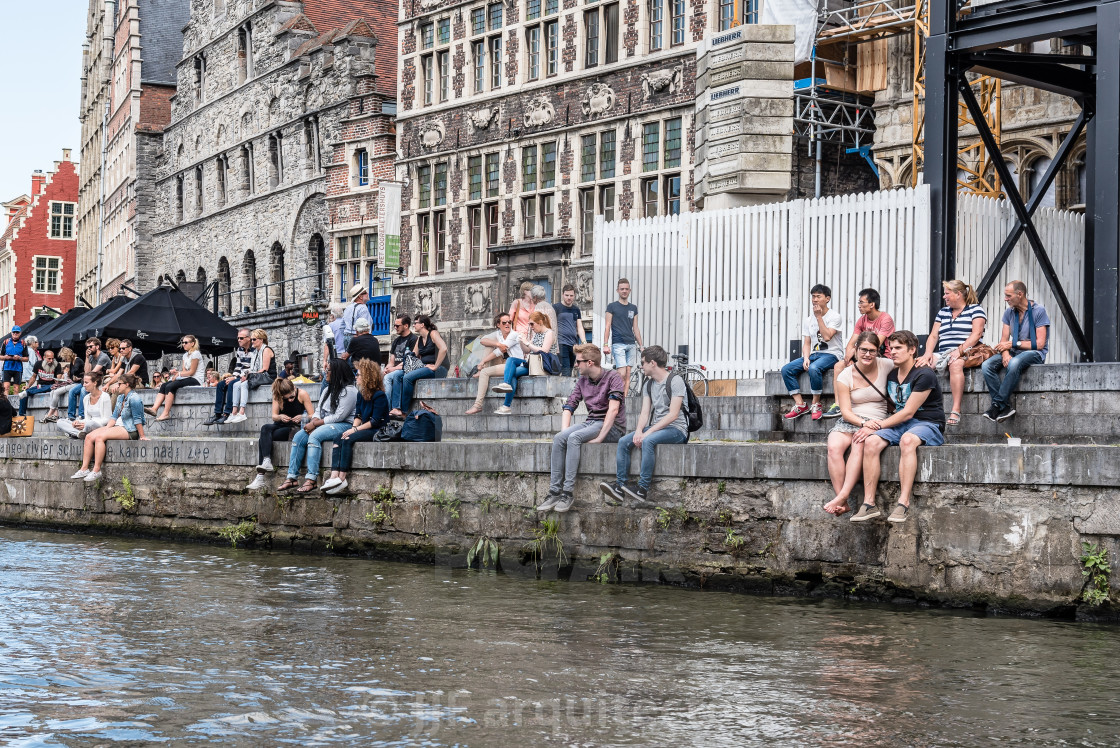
942;279;978;306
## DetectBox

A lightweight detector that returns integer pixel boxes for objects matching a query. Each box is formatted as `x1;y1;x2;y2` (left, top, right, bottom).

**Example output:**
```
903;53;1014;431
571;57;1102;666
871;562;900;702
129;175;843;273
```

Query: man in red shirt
824;288;895;419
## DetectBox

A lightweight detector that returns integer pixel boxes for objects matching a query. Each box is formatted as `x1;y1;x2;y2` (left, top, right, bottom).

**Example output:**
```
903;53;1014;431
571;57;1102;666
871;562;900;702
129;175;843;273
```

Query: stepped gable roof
301;0;396;96
293;28;342;58
280;13;319;34
0;206;27;247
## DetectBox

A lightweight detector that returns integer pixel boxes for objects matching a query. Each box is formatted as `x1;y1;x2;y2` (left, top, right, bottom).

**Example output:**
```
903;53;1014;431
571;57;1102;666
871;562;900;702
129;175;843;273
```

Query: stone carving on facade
417;287;442;318
524;96;555;128
575;271;594;305
417;121;445;149
581;83;616;117
641;65;683;101
418;0;442;9
468;106;499;133
465;283;491;316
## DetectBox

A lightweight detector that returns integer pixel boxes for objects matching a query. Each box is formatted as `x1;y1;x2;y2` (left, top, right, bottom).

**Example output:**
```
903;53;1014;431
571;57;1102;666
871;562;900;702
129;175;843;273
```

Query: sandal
947;410;961;426
296;479;318;493
276;478;299;492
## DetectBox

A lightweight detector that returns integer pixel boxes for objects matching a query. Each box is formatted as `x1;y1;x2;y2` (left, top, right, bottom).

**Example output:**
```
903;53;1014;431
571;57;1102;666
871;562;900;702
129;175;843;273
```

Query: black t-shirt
886;365;945;428
347;334;382;365
69;356;85;382
390;333;417;364
126;352;149;386
31;360;60;386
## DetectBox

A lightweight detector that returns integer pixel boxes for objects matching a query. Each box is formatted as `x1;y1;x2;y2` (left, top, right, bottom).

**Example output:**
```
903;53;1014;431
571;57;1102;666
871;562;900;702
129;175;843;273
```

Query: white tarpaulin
762;0;822;64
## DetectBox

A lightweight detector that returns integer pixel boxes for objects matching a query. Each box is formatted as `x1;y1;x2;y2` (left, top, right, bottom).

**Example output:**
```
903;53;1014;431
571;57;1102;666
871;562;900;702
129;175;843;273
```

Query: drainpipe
95;0;117;305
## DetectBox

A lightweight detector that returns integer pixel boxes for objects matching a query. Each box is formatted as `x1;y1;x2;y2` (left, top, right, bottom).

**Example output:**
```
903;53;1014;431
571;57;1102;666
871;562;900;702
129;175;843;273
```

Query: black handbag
373;421;404;442
247;372;274;390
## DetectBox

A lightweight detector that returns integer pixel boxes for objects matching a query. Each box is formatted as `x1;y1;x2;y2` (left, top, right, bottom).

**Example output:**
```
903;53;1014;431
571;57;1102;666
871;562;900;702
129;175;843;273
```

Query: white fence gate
593;185;1084;379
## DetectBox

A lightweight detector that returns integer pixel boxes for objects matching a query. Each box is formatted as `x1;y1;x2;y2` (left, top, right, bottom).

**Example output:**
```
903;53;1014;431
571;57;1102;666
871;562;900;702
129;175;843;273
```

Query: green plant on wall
1080;541;1111;607
372;484;395;503
594;552;621;583
432;489;460;519
528;518;566;569
111;477;137;512
467;535;500;568
218;519;257;548
365;500;393;529
725;528;746;554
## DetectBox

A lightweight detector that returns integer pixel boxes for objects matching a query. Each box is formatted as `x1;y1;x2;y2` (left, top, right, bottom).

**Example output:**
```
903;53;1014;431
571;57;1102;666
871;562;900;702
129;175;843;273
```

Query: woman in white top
148;334;203;421
226;328;276;424
824;331;896;516
491;312;554;415
57;372;114;438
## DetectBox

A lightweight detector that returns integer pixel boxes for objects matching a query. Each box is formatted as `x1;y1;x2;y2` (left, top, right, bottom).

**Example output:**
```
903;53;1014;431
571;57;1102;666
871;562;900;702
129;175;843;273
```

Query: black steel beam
960;81;1091;359
925;13;958;325
952;0;1103;52
975;107;1089;301
964;56;1093;99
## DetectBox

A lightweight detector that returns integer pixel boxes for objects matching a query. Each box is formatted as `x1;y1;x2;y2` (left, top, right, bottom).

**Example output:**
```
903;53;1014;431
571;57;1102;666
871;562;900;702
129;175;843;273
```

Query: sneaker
551;492;575;513
887;502;910;523
83;471;102;483
70;469;90;480
822;403;842;419
995;405;1016;422
494;405;512;415
491;383;513;393
981;405;1000;422
850;503;881;522
321;476;343;492
215;413;230;424
227;413;247;424
325;479;349;496
784;403;810;420
810;403;825;421
246;474;267;490
203;414;220;426
621;483;653;507
536;491;561;512
599;481;626;506
259;458;274;473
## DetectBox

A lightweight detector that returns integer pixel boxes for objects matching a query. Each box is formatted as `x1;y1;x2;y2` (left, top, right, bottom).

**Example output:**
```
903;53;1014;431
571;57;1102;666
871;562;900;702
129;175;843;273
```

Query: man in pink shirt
823;288;895;418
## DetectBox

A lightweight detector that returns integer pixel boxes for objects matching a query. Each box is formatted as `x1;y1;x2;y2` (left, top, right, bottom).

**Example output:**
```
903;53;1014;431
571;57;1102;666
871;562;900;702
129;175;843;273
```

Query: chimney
62;148;72;162
31;170;45;196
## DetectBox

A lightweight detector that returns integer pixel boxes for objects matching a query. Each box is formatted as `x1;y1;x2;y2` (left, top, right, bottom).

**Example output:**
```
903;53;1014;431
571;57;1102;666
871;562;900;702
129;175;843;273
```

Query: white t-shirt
181;350;203;378
802;309;845;357
503;331;524;361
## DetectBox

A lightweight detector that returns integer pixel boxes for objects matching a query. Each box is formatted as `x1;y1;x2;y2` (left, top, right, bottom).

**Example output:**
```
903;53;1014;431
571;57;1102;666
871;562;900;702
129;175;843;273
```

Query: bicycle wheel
683;366;708;397
629;368;643;394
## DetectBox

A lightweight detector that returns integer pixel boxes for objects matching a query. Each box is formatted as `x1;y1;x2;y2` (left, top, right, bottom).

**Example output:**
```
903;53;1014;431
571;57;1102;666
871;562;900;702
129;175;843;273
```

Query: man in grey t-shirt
981;280;1051;422
600;345;687;506
603;278;643;395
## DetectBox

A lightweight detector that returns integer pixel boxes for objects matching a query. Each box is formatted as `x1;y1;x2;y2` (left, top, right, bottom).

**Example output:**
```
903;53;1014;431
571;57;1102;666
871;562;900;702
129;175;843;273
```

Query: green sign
385;235;400;268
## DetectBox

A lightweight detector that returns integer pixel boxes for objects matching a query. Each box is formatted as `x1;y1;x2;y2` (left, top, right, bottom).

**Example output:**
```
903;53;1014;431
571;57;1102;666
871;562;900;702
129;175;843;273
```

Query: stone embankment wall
0;436;1116;619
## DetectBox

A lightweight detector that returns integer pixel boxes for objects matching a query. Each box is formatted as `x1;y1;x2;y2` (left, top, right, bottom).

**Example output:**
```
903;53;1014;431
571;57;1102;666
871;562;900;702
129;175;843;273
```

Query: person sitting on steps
70;373;148;483
491;312;554;416
277;359;357;494
780;284;844;421
321;358;390;496
823;287;895;418
246;377;315;489
981;280;1051;423
57;372;114;439
916;279;987;427
465;313;511;416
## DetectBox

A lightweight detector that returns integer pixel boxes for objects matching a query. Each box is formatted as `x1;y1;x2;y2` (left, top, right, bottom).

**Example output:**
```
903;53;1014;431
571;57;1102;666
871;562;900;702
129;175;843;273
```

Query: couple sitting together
467;311;559;416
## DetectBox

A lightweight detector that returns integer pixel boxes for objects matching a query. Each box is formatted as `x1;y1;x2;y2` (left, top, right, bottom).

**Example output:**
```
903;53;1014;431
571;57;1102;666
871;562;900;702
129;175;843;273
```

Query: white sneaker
84;471;101;483
228;413;247;424
325;479;349;496
259;458;274;472
320;477;343;491
491;383;513;393
246;474;267;490
494;405;512;415
70;469;90;480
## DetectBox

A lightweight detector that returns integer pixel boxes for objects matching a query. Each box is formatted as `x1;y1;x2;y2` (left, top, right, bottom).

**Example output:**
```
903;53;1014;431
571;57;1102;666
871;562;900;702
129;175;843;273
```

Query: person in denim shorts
850;330;946;525
603;278;643;395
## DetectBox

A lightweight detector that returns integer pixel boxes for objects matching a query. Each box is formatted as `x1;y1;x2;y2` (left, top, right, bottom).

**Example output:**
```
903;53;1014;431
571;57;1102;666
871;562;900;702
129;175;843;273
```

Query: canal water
2;528;1119;747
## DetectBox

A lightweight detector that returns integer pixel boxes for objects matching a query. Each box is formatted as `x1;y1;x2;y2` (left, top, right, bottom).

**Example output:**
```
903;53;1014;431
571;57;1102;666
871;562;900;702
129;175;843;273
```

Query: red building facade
0;150;80;331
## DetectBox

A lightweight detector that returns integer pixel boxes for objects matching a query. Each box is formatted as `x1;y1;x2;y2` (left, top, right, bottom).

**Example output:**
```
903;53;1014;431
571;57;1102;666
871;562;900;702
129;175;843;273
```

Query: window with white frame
416;161;449;274
526;0;560;80
640;117;682;217
469;4;504;94
717;0;758;30
521;141;557;239
335;233;378;300
649;0;664;51
584;1;619;68
33;256;61;294
670;0;685;45
578;129;616;254
355;148;369;187
49;202;75;239
467;153;501;269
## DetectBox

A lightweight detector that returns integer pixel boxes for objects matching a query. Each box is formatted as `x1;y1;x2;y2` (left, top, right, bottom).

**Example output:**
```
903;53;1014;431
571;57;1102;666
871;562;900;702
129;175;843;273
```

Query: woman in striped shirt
916;279;987;426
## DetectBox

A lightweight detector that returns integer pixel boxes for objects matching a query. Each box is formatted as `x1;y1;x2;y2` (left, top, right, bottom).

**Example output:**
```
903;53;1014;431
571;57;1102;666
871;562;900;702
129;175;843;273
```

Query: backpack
400;409;443;442
645;371;703;435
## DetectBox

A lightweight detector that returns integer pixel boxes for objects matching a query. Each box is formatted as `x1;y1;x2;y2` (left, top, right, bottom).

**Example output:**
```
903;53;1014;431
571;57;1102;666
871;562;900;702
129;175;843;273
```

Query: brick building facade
0;152;81;332
147;0;396;370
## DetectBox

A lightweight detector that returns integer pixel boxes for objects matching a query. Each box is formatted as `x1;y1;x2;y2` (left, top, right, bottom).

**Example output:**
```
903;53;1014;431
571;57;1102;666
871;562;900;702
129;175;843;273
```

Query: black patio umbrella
79;286;239;356
17;313;59;336
29;306;91;351
40;295;134;351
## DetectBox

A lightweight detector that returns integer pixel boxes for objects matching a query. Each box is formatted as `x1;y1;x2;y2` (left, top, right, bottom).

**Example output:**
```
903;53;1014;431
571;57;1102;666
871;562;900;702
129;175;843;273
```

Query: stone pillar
694;25;795;209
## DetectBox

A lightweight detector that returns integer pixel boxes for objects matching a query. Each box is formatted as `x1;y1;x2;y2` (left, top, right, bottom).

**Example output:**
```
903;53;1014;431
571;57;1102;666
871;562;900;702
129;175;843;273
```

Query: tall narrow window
417;164;431;208
642;123;660;172
541;142;556;188
527;25;541;80
356;149;369;187
434;211;447;272
304;117;321;173
540;194;555;236
664;118;682;168
649;0;663;51
489;37;502;89
601;130;616;178
472;8;486;34
217;155;227;205
718;0;733;31
434;162;448;206
268;132;283;187
422;55;434;105
584;10;600;67
486;154;500;197
418;214;431;274
522;196;537;237
581;135;596;182
522;147;537;191
438;50;449;101
545;20;559;75
195;165;204;213
580;189;595;252
193;55;207;103
488;2;503;29
468;156;482;200
175;175;184;221
527;0;541;19
469;205;483;267
473;41;485;93
421;22;434;48
437;18;451;44
237;23;253;83
600;184;615;223
670;0;685;46
665;175;681;215
605;3;619;63
642;178;659;217
486;203;499;250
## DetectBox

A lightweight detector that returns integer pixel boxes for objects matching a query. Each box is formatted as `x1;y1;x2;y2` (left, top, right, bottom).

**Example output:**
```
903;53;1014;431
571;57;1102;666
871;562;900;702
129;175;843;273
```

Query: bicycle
629;353;709;396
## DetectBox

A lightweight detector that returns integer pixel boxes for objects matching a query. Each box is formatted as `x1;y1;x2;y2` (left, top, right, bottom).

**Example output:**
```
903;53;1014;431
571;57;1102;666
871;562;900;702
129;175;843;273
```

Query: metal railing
200;272;328;316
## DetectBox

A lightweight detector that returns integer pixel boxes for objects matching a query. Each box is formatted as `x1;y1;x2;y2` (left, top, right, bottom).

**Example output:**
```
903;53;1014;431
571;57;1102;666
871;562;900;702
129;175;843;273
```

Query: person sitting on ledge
147;335;203;421
43;347;82;422
916;279;987;427
18;348;60;416
491;312;554;416
321;358;390;496
823;287;895;418
277;358;357;494
71;373;148;483
246;377;315;489
538;343;626;514
981;280;1050;423
464;313;511;416
203;329;251;426
389;315;447;418
823;331;895;516
600;345;689;507
279;359;297;379
57;372;114;439
226;328;276;424
780;284;844;421
850;330;946;524
382;314;416;408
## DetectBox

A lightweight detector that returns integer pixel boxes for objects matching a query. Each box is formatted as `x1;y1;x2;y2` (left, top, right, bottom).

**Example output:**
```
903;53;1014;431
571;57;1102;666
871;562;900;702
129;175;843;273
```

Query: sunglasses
575;359;590;364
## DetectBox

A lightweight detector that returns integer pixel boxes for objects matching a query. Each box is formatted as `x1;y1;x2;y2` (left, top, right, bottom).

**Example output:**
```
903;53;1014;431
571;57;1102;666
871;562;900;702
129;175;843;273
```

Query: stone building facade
147;0;396;371
76;0;190;306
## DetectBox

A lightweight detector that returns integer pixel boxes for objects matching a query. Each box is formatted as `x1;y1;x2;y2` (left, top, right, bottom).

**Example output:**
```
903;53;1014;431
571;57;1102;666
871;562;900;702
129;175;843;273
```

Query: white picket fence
593;185;1085;379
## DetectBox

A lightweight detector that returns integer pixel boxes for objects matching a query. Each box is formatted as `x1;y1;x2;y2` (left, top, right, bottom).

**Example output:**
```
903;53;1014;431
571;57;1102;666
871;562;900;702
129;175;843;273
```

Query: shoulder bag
527;353;546;376
961;343;996;369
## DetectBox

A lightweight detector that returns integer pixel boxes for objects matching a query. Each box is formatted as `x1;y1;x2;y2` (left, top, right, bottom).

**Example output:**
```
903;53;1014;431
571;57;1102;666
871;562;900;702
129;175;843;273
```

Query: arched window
309;233;326;300
242;249;257;311
217;256;231;315
176;269;187;284
269;242;285;305
196;266;207;285
1026;156;1056;208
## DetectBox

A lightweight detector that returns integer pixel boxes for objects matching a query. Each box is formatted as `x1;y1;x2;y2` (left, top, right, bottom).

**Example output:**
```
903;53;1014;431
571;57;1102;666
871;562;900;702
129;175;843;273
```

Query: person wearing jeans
465;313;511;416
780;284;844;421
389;316;448;417
981;281;1050;422
277;359;357;493
491;313;554;415
600;345;690;506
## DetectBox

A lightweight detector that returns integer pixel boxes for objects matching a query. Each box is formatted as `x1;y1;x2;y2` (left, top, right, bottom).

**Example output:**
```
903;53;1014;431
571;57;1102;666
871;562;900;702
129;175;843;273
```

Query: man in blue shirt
603;278;643;395
556;284;582;376
0;326;28;396
981;280;1051;422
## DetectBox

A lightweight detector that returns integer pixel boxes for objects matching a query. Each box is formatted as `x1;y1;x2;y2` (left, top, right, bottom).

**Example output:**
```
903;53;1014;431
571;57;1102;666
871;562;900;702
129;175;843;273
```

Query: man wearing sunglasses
203;329;252;425
382;315;416;407
464;313;512;415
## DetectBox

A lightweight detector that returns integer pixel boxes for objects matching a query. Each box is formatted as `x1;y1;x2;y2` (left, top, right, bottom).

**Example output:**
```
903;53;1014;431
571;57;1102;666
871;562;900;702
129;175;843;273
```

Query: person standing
603;278;643;395
382;315;417;407
556;284;583;376
340;285;374;359
538;343;626;514
464;313;512;416
507;281;536;337
0;326;28;396
981;280;1051;422
780;284;844;421
852;330;946;524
